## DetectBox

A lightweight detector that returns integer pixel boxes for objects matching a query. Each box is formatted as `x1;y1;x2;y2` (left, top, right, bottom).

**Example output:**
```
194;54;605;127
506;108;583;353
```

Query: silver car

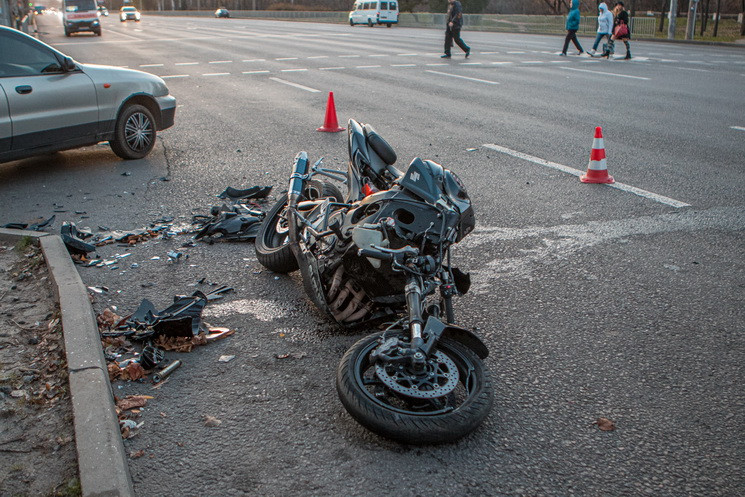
0;26;176;164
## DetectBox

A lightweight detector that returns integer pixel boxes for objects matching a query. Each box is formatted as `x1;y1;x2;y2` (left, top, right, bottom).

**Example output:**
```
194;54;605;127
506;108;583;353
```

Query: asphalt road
2;14;744;497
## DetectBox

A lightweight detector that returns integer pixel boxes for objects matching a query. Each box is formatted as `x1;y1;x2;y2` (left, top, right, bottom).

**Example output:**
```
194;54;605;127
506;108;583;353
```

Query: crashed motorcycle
255;120;493;444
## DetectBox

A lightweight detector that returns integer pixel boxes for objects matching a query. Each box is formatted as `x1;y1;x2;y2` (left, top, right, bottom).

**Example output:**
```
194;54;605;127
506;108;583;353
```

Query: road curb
0;228;135;497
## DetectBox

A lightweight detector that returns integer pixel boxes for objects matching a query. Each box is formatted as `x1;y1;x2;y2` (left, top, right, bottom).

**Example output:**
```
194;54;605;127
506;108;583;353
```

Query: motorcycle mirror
314;157;324;167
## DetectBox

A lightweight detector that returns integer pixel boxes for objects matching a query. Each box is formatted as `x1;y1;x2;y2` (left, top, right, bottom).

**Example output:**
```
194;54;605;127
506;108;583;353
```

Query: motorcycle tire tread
254;181;344;274
255;197;299;273
336;334;493;444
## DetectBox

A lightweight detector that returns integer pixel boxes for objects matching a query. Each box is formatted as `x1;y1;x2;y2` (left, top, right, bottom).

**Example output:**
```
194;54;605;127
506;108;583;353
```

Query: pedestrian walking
560;0;583;56
604;1;632;59
12;0;26;31
587;2;614;56
441;0;470;59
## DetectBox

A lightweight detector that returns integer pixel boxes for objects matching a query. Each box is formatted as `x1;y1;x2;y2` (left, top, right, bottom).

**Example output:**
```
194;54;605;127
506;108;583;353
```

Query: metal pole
685;0;699;40
668;0;678;38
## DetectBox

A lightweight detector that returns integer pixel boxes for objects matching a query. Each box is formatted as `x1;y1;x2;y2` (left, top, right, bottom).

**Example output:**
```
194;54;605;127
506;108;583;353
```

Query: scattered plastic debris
217;185;272;201
61;222;96;255
1;215;55;231
218;355;235;363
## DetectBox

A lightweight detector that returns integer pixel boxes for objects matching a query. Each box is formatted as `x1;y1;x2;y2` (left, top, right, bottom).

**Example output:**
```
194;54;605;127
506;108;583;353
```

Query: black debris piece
139;345;165;369
1;215;56;231
193;203;265;243
61;222;96;255
217;185;272;201
104;286;233;340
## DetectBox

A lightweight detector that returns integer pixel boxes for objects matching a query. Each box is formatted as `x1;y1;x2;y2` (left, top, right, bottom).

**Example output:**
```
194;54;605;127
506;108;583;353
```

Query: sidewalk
0;228;134;497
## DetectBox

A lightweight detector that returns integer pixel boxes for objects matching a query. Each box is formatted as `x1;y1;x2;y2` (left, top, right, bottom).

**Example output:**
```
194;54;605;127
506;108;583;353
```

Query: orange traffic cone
580;126;614;184
317;92;344;132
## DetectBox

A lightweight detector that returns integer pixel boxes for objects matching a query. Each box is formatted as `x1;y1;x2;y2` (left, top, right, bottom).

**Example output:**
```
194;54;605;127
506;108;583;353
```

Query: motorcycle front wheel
336;332;493;444
255;181;343;273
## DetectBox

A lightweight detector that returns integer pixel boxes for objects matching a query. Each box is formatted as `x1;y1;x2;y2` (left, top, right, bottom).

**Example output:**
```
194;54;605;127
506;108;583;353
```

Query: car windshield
122;6;135;11
65;0;96;12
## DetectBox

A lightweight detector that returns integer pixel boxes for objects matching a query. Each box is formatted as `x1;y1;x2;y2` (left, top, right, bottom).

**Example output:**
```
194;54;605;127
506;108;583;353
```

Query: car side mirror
62;56;76;72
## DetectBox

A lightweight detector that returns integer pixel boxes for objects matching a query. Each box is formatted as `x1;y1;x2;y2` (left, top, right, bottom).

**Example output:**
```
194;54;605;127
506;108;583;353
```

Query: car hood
79;63;170;97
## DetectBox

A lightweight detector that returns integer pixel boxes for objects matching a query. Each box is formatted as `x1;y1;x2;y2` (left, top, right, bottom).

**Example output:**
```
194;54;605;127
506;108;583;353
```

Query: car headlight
93;20;99;25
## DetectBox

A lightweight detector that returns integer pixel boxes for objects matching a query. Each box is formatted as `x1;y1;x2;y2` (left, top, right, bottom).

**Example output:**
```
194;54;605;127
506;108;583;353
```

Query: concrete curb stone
0;228;135;497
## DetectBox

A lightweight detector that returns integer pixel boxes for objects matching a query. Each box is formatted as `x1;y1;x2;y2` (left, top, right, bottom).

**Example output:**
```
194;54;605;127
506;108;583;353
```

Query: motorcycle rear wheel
255;181;343;273
336;332;493;444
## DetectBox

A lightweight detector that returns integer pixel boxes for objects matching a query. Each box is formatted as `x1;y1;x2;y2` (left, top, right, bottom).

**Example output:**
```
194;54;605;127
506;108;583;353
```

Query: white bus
349;1;399;27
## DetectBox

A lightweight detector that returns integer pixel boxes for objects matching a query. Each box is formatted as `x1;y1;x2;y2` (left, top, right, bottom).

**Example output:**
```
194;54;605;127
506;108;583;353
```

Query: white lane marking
356;65;381;68
398;53;418;56
507;51;525;54
268;77;321;93
209;60;232;64
460;207;742;294
276;57;298;61
426;63;448;66
521;61;543;64
307;55;328;59
368;54;388;57
461;62;483;65
480;51;500;54
243;70;270;74
339;54;361;58
426;70;499;85
559;67;651;80
731;126;745;132
203;72;230;76
550;60;569;64
482;144;690;208
139;63;164;67
491;61;513;65
679;67;711;73
175;62;199;66
319;66;345;70
281;68;308;72
243;58;266;62
162;74;189;79
391;64;416;67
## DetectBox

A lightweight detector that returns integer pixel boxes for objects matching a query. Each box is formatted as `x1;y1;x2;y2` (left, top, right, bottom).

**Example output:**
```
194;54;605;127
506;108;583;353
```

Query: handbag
614;23;629;38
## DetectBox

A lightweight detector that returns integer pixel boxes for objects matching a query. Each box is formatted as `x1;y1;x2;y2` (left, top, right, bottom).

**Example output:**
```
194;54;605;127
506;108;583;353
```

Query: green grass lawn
651;17;744;42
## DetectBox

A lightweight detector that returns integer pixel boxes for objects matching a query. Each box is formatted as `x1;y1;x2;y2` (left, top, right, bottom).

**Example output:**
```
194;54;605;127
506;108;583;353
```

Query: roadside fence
148;10;660;38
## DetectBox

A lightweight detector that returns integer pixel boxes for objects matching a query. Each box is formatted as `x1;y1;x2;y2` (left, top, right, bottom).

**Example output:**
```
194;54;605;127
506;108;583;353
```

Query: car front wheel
110;104;156;160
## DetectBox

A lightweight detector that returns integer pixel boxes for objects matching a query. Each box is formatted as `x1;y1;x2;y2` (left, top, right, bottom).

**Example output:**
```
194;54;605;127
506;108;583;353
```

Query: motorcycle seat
363;124;404;179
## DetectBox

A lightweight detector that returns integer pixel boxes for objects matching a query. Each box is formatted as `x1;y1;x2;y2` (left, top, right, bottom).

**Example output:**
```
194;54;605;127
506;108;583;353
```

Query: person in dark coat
560;0;584;56
441;0;470;59
605;1;632;59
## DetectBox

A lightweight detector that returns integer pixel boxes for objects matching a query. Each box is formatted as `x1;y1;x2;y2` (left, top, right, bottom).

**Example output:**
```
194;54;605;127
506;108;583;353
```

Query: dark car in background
214;8;230;18
0;26;176;163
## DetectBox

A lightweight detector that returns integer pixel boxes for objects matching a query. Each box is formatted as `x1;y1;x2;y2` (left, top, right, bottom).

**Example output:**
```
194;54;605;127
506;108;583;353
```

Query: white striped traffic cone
580;126;614;184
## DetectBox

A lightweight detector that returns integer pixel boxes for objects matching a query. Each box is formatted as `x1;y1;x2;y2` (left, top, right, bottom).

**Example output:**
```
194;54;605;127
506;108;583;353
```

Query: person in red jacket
441;0;470;59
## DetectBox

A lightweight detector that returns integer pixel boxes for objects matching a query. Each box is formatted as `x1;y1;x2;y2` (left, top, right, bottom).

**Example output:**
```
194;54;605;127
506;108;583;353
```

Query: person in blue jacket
588;2;614;56
560;0;584;56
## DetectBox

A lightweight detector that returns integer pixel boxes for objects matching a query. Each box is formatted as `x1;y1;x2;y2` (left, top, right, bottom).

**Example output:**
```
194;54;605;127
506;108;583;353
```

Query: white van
349;1;399;27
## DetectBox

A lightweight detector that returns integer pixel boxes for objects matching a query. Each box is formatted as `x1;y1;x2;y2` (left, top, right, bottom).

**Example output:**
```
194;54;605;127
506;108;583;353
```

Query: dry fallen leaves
97;308;122;330
203;415;222;427
596;417;616;431
120;362;146;381
130;449;145;459
116;395;152;411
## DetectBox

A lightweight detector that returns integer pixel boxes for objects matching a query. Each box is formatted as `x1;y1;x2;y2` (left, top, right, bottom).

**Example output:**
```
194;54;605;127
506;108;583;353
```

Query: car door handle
15;85;33;95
